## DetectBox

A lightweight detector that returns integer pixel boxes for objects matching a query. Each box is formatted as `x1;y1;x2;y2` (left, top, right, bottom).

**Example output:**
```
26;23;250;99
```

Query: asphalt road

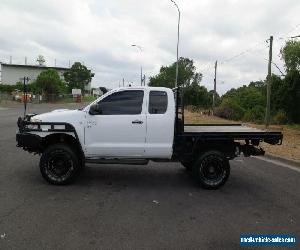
0;103;299;250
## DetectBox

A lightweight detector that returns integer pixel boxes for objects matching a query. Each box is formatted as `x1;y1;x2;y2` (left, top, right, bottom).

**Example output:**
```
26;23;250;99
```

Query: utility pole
265;36;273;128
22;77;30;118
140;66;143;86
170;0;180;88
213;60;218;113
122;78;125;87
131;44;143;86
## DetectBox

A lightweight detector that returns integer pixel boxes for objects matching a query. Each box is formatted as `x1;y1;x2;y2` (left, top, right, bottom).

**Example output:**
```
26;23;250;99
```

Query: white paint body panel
32;109;85;145
85;114;147;157
144;89;175;158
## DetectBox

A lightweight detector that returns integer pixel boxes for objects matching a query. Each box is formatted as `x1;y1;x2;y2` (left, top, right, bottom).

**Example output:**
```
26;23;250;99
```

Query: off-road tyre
192;150;230;189
40;144;81;185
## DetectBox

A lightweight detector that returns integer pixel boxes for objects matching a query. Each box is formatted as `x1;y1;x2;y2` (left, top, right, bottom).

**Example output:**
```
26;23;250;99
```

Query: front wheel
192;150;230;189
40;144;81;185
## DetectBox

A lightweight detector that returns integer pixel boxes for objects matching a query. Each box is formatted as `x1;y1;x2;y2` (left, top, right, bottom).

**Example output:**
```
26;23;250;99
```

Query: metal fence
0;92;11;104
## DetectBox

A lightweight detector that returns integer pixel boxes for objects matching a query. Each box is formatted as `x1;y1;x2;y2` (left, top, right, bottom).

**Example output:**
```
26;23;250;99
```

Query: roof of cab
114;86;172;91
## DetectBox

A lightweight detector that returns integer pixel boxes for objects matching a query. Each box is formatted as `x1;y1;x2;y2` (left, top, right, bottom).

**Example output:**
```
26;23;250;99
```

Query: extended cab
16;87;283;189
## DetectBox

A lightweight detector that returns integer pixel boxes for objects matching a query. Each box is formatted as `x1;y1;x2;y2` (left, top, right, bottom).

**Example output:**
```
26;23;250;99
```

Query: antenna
36;55;45;66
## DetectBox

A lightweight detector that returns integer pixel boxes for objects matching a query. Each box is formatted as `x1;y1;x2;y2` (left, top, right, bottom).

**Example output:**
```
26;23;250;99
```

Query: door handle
132;120;143;124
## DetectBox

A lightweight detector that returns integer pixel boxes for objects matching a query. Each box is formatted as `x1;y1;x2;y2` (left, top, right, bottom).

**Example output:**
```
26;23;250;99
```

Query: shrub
273;110;288;124
243;106;265;123
0;84;19;93
214;99;245;120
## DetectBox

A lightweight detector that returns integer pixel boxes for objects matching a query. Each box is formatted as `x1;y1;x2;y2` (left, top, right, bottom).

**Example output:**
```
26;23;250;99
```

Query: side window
148;91;168;114
98;90;144;115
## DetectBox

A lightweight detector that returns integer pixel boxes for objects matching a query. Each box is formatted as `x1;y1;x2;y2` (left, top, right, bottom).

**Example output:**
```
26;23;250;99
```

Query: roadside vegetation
149;39;300;126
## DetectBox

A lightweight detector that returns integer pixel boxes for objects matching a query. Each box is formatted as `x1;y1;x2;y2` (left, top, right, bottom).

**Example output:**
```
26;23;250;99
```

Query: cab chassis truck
16;87;283;189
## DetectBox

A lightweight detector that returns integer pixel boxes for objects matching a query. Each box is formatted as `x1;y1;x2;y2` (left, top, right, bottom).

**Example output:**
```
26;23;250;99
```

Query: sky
0;0;299;94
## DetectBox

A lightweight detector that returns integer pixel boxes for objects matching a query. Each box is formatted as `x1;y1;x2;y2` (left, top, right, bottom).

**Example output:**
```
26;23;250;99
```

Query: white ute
17;87;283;189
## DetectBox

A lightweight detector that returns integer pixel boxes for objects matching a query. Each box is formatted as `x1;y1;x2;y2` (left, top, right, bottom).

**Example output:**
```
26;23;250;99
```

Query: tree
216;82;266;122
64;62;95;93
280;40;300;122
149;57;214;109
281;40;300;73
149;57;201;88
184;83;215;108
36;69;66;101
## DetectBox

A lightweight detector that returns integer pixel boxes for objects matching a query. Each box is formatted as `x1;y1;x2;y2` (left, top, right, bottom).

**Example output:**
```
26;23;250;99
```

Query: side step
86;158;149;165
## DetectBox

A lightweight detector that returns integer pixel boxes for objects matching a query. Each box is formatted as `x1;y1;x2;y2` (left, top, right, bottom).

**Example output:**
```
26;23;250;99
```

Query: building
0;63;69;85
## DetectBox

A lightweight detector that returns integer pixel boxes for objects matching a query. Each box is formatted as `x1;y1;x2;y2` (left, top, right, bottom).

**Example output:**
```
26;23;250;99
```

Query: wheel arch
42;133;84;160
192;139;236;159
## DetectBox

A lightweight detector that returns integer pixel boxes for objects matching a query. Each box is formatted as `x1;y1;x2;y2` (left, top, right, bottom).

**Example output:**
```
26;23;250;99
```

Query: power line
277;23;300;40
220;40;267;65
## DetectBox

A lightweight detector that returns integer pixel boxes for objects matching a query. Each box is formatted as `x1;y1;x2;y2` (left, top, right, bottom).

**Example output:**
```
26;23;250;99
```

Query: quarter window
148;91;168;114
98;90;144;115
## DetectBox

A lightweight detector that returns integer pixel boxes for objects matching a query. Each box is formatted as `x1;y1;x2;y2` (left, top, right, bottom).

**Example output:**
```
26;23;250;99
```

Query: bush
243;106;265;123
214;99;245;120
0;82;40;94
273;110;288;124
185;105;200;113
0;84;19;93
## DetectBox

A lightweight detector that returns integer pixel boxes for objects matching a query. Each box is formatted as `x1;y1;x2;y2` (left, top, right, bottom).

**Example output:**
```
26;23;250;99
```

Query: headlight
26;124;39;130
31;117;42;123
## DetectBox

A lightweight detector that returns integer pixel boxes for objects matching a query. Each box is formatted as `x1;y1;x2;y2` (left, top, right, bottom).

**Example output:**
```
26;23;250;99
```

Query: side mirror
89;104;102;115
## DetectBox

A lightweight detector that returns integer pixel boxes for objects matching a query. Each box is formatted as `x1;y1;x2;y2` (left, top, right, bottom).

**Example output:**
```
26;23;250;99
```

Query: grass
43;95;97;104
82;95;97;102
287;124;300;131
184;109;300;161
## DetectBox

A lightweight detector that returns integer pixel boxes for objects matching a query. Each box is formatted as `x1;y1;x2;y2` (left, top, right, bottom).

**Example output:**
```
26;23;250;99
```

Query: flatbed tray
182;124;283;144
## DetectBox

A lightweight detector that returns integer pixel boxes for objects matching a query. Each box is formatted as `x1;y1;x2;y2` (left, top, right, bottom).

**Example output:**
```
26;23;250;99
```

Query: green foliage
281;40;300;73
282;70;300;123
214;99;245;121
215;82;265;121
149;57;214;108
184;82;216;108
287;124;300;131
273;110;288;125
0;84;19;93
149;57;202;88
64;62;94;93
271;40;300;123
0;82;40;94
36;69;66;101
243;106;265;123
82;95;97;102
222;82;266;110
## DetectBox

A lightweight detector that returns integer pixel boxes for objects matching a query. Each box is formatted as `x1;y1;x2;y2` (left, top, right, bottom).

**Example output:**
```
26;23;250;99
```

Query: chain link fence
0;92;11;104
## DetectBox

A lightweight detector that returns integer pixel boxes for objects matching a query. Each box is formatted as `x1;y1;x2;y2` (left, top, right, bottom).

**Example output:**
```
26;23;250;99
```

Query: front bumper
16;132;43;153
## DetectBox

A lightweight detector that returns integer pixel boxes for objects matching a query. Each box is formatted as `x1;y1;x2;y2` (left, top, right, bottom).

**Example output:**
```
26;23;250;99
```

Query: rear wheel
40;144;81;185
192;150;230;189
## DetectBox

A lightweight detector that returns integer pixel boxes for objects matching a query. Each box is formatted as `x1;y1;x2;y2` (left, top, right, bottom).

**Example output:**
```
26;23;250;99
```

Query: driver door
85;90;146;157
